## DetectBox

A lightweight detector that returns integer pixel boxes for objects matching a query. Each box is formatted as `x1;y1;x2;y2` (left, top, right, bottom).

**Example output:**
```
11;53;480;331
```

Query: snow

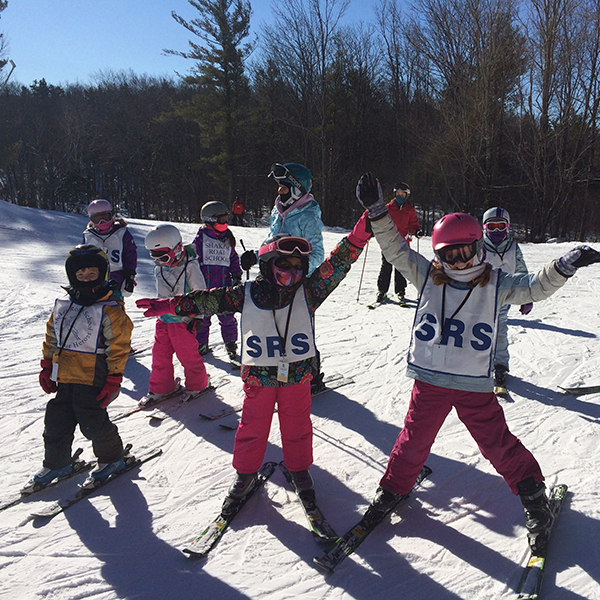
1;198;600;600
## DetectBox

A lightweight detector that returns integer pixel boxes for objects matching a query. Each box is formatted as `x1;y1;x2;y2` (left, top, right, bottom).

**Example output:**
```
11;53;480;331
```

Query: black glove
241;250;257;271
232;273;242;286
123;269;136;295
356;172;387;219
415;229;424;238
556;245;600;277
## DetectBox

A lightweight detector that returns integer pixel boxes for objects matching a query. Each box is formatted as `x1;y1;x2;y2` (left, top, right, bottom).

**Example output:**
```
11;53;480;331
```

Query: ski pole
240;239;250;280
356;239;370;303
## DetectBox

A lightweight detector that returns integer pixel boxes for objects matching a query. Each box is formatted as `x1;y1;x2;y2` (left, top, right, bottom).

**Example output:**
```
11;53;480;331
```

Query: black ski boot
225;341;238;361
290;469;315;503
221;471;258;517
494;364;508;388
364;486;402;525
518;478;553;552
376;291;386;303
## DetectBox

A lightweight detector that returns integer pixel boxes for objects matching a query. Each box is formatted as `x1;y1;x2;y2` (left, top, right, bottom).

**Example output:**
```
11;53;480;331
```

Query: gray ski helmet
65;244;109;288
201;201;229;224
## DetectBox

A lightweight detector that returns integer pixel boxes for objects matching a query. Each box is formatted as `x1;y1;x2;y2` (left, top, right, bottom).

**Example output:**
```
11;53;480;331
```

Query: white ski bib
240;284;316;366
201;236;231;267
486;242;517;273
53;299;113;355
83;228;128;272
408;271;499;378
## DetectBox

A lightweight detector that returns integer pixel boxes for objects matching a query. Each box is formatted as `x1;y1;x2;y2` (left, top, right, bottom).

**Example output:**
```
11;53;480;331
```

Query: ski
111;378;184;421
558;385;600;396
0;448;94;513
279;462;339;544
515;484;568;599
313;465;432;573
29;445;163;519
182;461;277;559
367;295;415;310
199;403;244;421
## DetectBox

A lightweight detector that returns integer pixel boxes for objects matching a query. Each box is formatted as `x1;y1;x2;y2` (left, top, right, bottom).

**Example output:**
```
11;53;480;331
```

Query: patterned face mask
271;258;304;287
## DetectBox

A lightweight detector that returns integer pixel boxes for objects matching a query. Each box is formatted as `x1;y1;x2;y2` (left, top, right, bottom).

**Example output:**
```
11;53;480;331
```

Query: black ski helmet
65;245;110;288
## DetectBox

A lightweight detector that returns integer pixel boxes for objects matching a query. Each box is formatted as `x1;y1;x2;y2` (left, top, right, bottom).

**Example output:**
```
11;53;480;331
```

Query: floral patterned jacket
173;236;363;387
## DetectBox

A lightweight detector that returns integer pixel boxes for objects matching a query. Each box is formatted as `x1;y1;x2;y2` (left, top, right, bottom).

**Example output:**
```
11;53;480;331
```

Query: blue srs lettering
266;336;284;358
415;314;437;342
471;323;493;350
111;249;121;263
290;333;310;356
246;335;262;358
441;318;464;347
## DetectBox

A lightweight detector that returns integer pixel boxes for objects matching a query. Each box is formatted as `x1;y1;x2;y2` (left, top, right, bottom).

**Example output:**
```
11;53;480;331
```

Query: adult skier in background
82;199;138;300
193;201;242;362
374;182;422;305
29;245;133;489
136;215;372;521
355;172;600;553
482;207;531;392
240;163;327;393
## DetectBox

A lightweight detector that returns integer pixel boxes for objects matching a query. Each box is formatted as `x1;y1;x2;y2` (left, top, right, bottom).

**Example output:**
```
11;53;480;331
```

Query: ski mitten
96;374;122;408
123;269;136;295
39;359;57;394
519;303;533;315
555;245;600;277
241;250;257;271
136;297;177;317
356;172;387;220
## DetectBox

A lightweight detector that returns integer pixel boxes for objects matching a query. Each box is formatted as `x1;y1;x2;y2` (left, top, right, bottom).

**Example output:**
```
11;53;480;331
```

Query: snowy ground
1;198;599;600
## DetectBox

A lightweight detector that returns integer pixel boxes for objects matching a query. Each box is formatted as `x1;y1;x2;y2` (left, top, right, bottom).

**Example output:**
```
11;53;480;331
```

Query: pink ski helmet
431;212;483;265
87;199;115;234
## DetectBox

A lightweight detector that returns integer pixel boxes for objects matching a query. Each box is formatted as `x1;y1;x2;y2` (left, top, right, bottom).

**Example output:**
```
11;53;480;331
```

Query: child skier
482;207;531;391
143;223;210;403
355;172;600;552
27;245;133;489
192;201;242;362
240;163;326;391
136;216;372;516
83;199;138;299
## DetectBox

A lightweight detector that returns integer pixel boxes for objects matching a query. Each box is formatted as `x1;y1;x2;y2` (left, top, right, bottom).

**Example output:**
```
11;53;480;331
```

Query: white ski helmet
145;224;184;266
201;201;229;224
483;207;510;225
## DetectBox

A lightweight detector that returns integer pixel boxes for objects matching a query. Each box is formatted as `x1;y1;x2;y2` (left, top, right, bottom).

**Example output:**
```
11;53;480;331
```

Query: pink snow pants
232;380;313;474
149;320;208;394
380;380;544;496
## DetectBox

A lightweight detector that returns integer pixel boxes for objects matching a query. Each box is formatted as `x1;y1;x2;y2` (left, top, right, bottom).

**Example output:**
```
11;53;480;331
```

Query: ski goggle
150;243;182;265
260;236;312;257
90;211;113;224
436;242;479;265
484;221;507;231
269;163;304;192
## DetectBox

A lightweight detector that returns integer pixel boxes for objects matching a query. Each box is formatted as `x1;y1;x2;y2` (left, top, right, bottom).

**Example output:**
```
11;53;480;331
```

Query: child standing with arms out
137;216;372;515
355;172;600;553
83;199;138;299
143;224;210;404
27;245;133;489
193;201;242;362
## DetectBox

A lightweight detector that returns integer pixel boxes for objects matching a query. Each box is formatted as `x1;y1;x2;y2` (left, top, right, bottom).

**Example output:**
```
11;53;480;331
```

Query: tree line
1;0;600;241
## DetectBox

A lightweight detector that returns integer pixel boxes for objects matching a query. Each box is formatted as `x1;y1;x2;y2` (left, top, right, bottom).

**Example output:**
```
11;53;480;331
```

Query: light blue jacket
268;193;325;275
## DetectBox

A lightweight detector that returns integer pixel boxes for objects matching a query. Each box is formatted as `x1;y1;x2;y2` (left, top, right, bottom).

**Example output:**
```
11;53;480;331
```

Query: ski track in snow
1;199;600;599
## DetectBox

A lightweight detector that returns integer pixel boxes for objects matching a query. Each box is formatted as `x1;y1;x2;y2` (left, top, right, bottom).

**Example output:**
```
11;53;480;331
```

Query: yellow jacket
42;292;133;387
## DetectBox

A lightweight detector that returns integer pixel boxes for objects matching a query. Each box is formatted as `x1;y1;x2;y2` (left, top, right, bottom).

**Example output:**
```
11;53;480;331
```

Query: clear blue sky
1;0;380;87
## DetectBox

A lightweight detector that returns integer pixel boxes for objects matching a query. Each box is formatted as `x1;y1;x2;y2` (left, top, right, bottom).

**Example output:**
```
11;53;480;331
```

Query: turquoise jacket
268;193;325;275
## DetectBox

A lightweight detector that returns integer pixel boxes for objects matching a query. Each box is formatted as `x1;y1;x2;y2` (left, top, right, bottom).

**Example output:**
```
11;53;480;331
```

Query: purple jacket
193;226;242;288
